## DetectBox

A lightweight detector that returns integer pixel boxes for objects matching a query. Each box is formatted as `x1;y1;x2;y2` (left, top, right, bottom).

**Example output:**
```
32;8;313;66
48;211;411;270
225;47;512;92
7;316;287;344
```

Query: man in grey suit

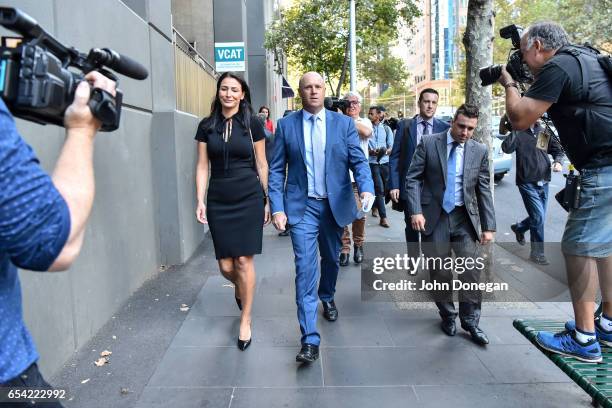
405;104;496;345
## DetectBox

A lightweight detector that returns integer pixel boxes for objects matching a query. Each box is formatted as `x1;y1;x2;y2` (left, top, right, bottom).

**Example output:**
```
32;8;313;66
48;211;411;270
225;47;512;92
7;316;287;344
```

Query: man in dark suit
389;88;450;243
405;104;496;345
269;72;374;363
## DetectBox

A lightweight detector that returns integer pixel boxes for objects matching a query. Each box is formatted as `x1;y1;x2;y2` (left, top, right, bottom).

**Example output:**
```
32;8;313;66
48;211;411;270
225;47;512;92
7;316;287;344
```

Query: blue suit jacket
269;109;374;227
389;116;450;201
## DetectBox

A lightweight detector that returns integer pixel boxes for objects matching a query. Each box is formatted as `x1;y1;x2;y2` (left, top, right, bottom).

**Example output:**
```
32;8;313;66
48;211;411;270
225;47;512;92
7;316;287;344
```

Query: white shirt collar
417;115;434;125
446;131;465;147
303;108;326;123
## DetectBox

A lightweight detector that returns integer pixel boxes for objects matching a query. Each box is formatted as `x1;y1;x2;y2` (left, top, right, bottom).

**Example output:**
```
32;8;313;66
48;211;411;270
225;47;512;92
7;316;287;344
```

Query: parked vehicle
492;135;512;182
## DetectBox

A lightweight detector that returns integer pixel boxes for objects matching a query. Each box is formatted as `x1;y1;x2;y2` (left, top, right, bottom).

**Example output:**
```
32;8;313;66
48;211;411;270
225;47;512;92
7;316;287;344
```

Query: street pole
349;0;356;92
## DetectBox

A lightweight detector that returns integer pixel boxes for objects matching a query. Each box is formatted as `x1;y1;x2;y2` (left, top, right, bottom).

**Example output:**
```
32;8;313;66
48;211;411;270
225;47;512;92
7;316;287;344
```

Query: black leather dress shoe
462;325;489;345
237;337;251;351
353;245;364;264
296;343;319;363
441;319;456;336
339;252;349;267
510;223;526;246
322;300;338;321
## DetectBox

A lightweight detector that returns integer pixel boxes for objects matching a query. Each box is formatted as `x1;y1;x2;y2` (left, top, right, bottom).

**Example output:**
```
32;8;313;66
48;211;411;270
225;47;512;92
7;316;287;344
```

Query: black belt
308;196;328;201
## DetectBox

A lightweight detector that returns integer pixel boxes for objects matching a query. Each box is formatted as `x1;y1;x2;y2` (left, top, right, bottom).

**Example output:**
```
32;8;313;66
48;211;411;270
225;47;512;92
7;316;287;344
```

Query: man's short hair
418;88;439;102
343;91;362;103
454;104;479;120
525;22;570;51
369;106;381;113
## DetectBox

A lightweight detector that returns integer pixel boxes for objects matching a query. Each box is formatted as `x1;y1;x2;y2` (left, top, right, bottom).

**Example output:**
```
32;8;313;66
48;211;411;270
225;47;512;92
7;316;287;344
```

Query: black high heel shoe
235;296;242;311
237;337;251;351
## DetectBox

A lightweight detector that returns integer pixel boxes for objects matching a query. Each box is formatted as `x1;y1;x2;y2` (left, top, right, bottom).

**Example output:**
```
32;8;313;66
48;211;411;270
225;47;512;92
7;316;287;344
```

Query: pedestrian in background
502;120;564;265
367;105;393;227
339;91;373;266
389;88;450;244
195;72;271;351
259;105;275;134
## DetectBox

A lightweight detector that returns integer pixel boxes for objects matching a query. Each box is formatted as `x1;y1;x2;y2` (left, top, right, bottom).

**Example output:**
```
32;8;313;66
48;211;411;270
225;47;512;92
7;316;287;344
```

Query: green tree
557;0;612;53
264;0;420;96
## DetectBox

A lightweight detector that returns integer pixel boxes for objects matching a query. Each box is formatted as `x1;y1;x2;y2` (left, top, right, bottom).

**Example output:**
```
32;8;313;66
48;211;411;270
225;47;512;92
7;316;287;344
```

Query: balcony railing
173;28;218;118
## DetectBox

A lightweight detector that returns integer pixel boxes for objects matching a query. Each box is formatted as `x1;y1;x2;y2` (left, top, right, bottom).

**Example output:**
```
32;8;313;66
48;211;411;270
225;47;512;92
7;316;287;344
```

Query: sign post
214;42;245;72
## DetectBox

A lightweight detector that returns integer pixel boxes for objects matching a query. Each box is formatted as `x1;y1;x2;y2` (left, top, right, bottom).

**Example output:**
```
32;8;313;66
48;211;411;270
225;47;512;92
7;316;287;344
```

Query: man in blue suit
389;88;450;243
269;72;374;363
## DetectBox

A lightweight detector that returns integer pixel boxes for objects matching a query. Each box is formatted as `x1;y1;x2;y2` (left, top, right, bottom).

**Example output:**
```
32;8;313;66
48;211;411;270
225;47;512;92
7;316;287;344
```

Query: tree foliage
556;0;612;53
264;0;420;96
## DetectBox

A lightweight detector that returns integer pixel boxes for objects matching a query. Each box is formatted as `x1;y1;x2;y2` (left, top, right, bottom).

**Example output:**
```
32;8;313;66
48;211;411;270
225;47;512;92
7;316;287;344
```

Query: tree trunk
463;0;494;187
336;35;350;97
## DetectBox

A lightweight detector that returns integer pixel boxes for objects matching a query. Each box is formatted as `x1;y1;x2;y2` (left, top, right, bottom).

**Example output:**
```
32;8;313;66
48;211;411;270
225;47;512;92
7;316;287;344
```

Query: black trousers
369;163;389;218
422;206;483;328
1;363;64;407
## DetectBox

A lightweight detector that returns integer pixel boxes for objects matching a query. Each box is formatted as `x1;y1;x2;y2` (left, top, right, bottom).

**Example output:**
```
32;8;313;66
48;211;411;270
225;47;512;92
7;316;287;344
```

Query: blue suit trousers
290;198;343;345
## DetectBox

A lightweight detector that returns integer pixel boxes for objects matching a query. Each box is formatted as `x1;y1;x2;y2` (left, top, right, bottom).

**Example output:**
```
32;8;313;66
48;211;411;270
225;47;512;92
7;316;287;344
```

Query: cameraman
367;106;393;227
499;21;612;363
0;72;116;404
339;91;373;266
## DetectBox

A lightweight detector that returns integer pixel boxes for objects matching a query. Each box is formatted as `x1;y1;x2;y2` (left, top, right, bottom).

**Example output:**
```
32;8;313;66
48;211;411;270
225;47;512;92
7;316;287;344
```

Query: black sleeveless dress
195;114;265;259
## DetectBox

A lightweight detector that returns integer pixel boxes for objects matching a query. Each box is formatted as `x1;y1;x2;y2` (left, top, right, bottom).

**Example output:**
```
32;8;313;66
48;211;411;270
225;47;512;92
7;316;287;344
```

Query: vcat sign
214;42;245;72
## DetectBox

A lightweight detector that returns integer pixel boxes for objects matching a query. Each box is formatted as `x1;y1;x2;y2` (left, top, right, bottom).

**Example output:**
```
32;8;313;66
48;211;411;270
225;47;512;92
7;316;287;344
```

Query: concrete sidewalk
53;210;592;408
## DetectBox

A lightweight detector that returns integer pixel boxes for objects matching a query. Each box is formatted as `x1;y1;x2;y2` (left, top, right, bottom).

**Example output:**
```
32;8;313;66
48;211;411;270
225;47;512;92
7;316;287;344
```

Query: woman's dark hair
203;72;254;135
258;105;270;114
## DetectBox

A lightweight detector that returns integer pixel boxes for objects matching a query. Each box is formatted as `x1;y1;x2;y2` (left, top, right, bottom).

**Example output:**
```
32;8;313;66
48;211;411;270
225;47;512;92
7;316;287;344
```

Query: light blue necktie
442;141;459;213
310;115;326;197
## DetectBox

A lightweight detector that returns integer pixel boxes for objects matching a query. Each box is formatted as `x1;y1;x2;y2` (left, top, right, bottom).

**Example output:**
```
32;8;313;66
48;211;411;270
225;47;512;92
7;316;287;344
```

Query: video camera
0;7;148;132
479;24;533;87
324;96;349;112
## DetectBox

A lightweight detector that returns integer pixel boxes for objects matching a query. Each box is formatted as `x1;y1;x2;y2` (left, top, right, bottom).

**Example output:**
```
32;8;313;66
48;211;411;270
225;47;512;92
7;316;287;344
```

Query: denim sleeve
0;100;71;271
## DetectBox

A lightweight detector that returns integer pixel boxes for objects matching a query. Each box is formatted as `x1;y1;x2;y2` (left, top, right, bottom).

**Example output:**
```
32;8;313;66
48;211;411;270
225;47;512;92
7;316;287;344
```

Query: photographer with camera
367;105;393;227
339;91;373;266
497;21;612;363
0;71;116;406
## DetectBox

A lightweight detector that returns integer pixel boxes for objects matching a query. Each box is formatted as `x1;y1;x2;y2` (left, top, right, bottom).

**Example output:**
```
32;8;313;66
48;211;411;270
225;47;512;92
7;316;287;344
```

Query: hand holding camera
0;7;148;132
64;72;117;135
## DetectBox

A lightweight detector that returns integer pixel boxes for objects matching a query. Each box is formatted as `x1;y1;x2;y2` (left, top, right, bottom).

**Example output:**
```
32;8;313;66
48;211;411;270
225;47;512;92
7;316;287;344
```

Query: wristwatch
503;82;519;90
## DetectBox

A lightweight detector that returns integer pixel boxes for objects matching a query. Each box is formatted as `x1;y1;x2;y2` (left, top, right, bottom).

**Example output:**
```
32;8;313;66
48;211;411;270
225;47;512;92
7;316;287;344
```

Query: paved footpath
53;207;592;408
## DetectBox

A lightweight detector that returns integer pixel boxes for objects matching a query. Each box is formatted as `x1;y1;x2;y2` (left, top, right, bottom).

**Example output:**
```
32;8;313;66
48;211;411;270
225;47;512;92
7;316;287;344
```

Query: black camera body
0;7;148;132
479;24;533;87
324;96;349;112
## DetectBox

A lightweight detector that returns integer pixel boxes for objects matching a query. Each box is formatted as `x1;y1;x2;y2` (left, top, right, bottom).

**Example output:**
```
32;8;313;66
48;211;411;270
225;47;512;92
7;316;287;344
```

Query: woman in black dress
195;72;270;351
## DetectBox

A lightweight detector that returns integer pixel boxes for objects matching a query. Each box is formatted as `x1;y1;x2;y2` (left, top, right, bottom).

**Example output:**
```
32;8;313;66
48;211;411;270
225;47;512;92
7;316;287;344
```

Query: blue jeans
516;182;549;255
